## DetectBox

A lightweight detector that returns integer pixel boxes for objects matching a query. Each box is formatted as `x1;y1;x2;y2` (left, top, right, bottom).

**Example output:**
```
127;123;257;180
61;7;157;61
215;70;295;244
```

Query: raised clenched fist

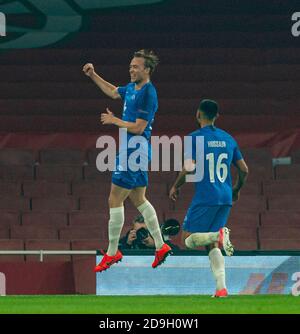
82;63;95;77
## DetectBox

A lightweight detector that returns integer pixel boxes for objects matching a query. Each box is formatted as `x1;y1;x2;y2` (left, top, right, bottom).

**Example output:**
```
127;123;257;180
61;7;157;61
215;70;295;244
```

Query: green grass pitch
0;295;299;314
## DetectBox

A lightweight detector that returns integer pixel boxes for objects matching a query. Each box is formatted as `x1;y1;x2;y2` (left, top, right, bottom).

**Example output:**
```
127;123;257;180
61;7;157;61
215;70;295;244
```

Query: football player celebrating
169;99;248;297
83;50;171;272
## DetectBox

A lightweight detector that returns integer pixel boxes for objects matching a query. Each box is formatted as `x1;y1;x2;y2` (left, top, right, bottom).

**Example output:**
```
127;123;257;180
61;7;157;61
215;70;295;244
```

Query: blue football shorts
183;204;231;233
111;152;148;190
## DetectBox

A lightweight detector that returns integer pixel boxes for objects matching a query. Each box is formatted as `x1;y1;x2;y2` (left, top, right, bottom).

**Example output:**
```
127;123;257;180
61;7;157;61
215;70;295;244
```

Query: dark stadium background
0;0;299;296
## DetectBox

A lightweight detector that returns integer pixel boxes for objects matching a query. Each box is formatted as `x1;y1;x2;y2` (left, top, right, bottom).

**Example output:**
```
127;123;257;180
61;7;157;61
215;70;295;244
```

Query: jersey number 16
206;153;228;183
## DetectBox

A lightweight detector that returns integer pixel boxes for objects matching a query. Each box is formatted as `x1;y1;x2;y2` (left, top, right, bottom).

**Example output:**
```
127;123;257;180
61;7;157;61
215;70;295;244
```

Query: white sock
185;232;219;248
107;206;124;256
209;248;226;291
137;200;164;250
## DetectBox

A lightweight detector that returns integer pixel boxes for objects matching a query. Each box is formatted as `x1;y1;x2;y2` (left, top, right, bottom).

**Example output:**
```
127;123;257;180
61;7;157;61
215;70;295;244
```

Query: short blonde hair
133;49;159;75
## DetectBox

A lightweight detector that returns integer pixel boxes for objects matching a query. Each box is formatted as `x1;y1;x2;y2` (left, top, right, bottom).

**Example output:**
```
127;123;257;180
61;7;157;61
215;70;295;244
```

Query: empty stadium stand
0;146;298;253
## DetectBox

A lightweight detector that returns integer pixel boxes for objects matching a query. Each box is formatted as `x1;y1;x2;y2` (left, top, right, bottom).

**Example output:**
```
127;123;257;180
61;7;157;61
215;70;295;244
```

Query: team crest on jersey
0;0;162;49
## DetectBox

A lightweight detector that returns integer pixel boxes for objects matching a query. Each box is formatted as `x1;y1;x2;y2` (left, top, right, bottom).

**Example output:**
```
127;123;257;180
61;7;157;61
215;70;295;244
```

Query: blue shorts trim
183;205;231;233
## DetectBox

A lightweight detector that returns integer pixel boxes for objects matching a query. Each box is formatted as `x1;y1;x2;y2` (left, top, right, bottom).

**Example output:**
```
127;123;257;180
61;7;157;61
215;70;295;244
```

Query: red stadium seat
79;196;108;212
22;212;68;227
0;240;25;262
72;181;111;196
232;163;273;182
0;227;10;239
0;182;21;196
226;225;258;238
241;148;273;165
0;149;35;166
260;239;300;251
83;166;112;181
148;171;177;183
153;82;291;99
4;48;299;66
232;180;263;195
231;238;258;251
59;226;107;240
54;30;296;49
31;197;79;212
267;196;300;211
228;226;258;250
263;180;300;196
0;196;30;211
35;165;83;182
275;165;300;180
69;212;108;226
23;181;71;197
260;212;300;227
2;100;299;132
124;195;173;212
258;226;300;240
71;239;106;250
145;182;169;197
227;211;260;227
10;226;58;240
230;195;267;213
25;240;71;262
8;66;252;86
39;149;86;165
0;166;34;181
0;211;21;227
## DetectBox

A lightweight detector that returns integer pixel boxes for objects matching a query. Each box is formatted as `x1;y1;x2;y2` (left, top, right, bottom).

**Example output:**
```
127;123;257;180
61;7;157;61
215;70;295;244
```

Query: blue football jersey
187;125;243;206
117;82;158;142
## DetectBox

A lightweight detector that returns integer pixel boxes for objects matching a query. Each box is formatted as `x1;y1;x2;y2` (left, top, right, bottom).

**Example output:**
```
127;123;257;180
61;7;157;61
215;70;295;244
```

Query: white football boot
218;227;234;256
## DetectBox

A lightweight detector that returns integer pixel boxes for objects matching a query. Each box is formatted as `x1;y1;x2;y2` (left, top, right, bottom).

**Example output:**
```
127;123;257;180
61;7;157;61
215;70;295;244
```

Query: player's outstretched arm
82;63;121;100
232;159;249;202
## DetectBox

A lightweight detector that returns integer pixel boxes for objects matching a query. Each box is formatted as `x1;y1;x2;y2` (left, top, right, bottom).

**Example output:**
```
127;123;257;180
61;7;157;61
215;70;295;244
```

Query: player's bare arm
101;108;147;135
232;159;249;202
169;159;196;200
82;63;121;100
169;159;196;201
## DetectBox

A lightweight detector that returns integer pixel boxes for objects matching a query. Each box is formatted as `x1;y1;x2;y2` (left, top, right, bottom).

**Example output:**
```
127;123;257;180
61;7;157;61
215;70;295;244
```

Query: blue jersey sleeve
232;142;243;164
136;86;156;121
117;85;128;100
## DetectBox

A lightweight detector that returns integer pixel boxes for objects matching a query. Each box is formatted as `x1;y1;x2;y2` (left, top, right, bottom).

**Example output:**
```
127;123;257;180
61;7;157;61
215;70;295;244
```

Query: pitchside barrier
0;250;96;262
96;250;300;296
0;250;299;295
